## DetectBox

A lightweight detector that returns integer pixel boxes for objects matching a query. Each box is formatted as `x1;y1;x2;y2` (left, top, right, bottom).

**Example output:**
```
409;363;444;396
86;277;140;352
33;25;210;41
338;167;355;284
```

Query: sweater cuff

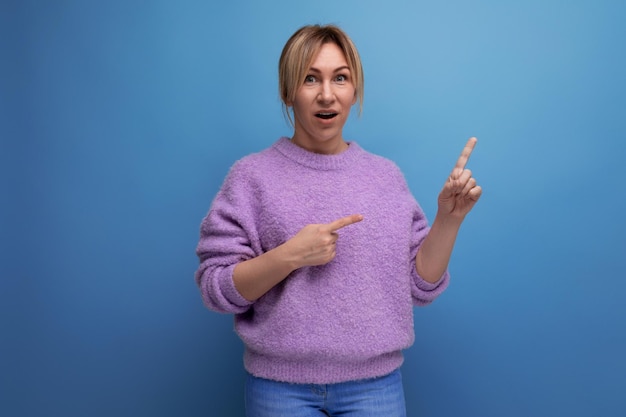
410;267;449;306
220;264;254;309
415;269;449;291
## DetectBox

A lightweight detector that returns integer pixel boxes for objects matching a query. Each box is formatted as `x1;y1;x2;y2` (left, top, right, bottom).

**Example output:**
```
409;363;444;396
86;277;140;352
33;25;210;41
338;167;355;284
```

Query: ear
351;92;357;106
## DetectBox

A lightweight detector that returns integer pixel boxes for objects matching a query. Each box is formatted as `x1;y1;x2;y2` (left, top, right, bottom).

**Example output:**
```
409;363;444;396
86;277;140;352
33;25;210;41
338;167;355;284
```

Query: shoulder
352;142;406;178
224;140;283;180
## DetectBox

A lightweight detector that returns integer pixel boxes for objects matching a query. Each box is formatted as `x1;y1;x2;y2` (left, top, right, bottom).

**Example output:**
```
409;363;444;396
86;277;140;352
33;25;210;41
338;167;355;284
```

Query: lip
315;109;339;115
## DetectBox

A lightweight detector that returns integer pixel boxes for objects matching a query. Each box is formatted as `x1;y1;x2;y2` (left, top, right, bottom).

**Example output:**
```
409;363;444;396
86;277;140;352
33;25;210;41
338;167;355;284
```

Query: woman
195;24;481;417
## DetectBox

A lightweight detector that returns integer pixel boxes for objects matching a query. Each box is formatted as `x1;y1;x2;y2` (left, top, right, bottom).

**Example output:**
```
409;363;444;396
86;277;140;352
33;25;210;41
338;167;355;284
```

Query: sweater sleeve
408;201;450;306
194;161;260;314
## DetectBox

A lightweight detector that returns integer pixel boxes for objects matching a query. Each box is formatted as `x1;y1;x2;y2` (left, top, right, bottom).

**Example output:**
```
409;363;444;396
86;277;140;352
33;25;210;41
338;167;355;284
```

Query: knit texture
195;137;449;384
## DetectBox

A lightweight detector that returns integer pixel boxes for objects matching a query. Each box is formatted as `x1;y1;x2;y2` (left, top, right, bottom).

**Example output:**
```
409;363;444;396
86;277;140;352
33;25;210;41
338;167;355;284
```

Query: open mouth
315;112;338;120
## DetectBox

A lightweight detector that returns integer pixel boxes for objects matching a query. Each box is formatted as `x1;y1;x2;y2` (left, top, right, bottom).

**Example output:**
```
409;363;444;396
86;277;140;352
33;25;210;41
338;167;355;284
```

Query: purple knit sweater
195;137;449;384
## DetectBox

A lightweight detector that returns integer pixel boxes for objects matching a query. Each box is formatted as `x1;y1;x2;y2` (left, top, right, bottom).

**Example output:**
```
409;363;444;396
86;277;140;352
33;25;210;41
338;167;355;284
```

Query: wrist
273;241;303;272
433;210;464;229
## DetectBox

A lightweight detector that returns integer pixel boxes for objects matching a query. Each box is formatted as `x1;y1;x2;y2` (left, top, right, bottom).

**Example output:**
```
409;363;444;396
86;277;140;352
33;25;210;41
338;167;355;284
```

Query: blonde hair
278;24;364;125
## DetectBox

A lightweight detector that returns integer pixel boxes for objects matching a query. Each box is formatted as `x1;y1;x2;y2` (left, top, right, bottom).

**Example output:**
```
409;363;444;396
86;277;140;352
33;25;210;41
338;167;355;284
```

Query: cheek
292;91;314;110
341;87;357;106
292;102;307;119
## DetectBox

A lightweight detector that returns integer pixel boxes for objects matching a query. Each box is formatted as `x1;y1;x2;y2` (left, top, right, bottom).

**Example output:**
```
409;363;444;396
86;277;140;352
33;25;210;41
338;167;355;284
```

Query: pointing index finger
328;214;364;232
453;137;477;175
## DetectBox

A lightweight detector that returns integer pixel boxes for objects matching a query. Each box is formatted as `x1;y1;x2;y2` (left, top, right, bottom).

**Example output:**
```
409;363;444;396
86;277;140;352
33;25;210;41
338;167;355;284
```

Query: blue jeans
245;368;407;417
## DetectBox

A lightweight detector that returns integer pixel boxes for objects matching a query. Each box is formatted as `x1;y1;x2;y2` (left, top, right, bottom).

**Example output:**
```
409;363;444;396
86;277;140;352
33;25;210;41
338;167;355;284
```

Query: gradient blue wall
2;1;625;416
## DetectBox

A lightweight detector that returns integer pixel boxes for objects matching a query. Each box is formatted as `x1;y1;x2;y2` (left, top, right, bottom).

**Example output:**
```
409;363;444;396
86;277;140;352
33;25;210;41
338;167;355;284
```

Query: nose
318;81;334;103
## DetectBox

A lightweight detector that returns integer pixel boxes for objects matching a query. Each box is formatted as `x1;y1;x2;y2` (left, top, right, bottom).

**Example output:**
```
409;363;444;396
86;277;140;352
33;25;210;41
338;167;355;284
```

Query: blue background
2;1;625;416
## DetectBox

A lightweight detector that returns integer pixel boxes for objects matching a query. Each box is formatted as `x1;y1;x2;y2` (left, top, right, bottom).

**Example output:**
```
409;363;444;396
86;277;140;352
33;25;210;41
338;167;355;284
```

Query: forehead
308;42;349;69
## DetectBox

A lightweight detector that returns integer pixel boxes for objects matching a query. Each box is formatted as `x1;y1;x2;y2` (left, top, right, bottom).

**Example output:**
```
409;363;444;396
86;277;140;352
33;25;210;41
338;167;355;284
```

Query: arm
195;159;364;310
416;137;482;283
233;214;364;301
416;214;463;283
232;243;298;302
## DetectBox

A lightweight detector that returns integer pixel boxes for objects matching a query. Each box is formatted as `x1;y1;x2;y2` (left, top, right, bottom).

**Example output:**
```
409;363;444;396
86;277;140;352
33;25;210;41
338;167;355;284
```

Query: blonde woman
195;24;481;417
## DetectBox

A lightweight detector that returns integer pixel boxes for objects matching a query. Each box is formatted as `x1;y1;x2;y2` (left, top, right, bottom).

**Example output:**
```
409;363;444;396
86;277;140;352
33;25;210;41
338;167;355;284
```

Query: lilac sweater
195;137;449;384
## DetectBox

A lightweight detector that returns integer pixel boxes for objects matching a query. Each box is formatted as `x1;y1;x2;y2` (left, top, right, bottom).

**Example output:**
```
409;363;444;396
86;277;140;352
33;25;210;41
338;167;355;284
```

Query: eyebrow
308;66;350;73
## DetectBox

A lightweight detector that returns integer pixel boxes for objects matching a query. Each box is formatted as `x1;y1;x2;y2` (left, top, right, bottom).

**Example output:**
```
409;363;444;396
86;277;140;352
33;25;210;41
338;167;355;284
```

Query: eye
335;74;348;83
304;75;317;84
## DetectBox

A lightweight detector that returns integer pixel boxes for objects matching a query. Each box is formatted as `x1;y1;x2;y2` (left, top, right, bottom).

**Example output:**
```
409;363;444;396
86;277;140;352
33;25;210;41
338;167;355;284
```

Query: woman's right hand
285;214;364;268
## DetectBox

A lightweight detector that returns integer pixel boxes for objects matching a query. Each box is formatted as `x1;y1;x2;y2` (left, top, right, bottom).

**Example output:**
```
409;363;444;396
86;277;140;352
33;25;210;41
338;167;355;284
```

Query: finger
452;137;477;177
460;177;477;197
449;169;472;193
328;214;364;232
469;185;482;201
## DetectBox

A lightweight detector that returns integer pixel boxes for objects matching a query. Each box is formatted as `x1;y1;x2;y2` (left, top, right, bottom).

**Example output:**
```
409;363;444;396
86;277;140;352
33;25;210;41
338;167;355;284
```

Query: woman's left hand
437;137;482;220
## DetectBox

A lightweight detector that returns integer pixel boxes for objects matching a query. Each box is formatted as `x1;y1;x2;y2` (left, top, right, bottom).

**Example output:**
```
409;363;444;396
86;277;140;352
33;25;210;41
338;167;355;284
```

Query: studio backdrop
2;1;625;416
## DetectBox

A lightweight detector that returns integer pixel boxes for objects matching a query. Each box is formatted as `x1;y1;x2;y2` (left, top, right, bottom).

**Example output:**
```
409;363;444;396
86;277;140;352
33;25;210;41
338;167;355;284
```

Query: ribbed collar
272;137;362;171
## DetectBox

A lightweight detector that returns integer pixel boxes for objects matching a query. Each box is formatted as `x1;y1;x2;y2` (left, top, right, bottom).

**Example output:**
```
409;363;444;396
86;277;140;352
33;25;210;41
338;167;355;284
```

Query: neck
290;134;348;155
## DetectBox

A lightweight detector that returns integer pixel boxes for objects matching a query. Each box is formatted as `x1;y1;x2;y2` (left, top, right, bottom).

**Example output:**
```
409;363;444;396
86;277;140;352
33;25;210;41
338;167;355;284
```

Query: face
290;42;357;154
